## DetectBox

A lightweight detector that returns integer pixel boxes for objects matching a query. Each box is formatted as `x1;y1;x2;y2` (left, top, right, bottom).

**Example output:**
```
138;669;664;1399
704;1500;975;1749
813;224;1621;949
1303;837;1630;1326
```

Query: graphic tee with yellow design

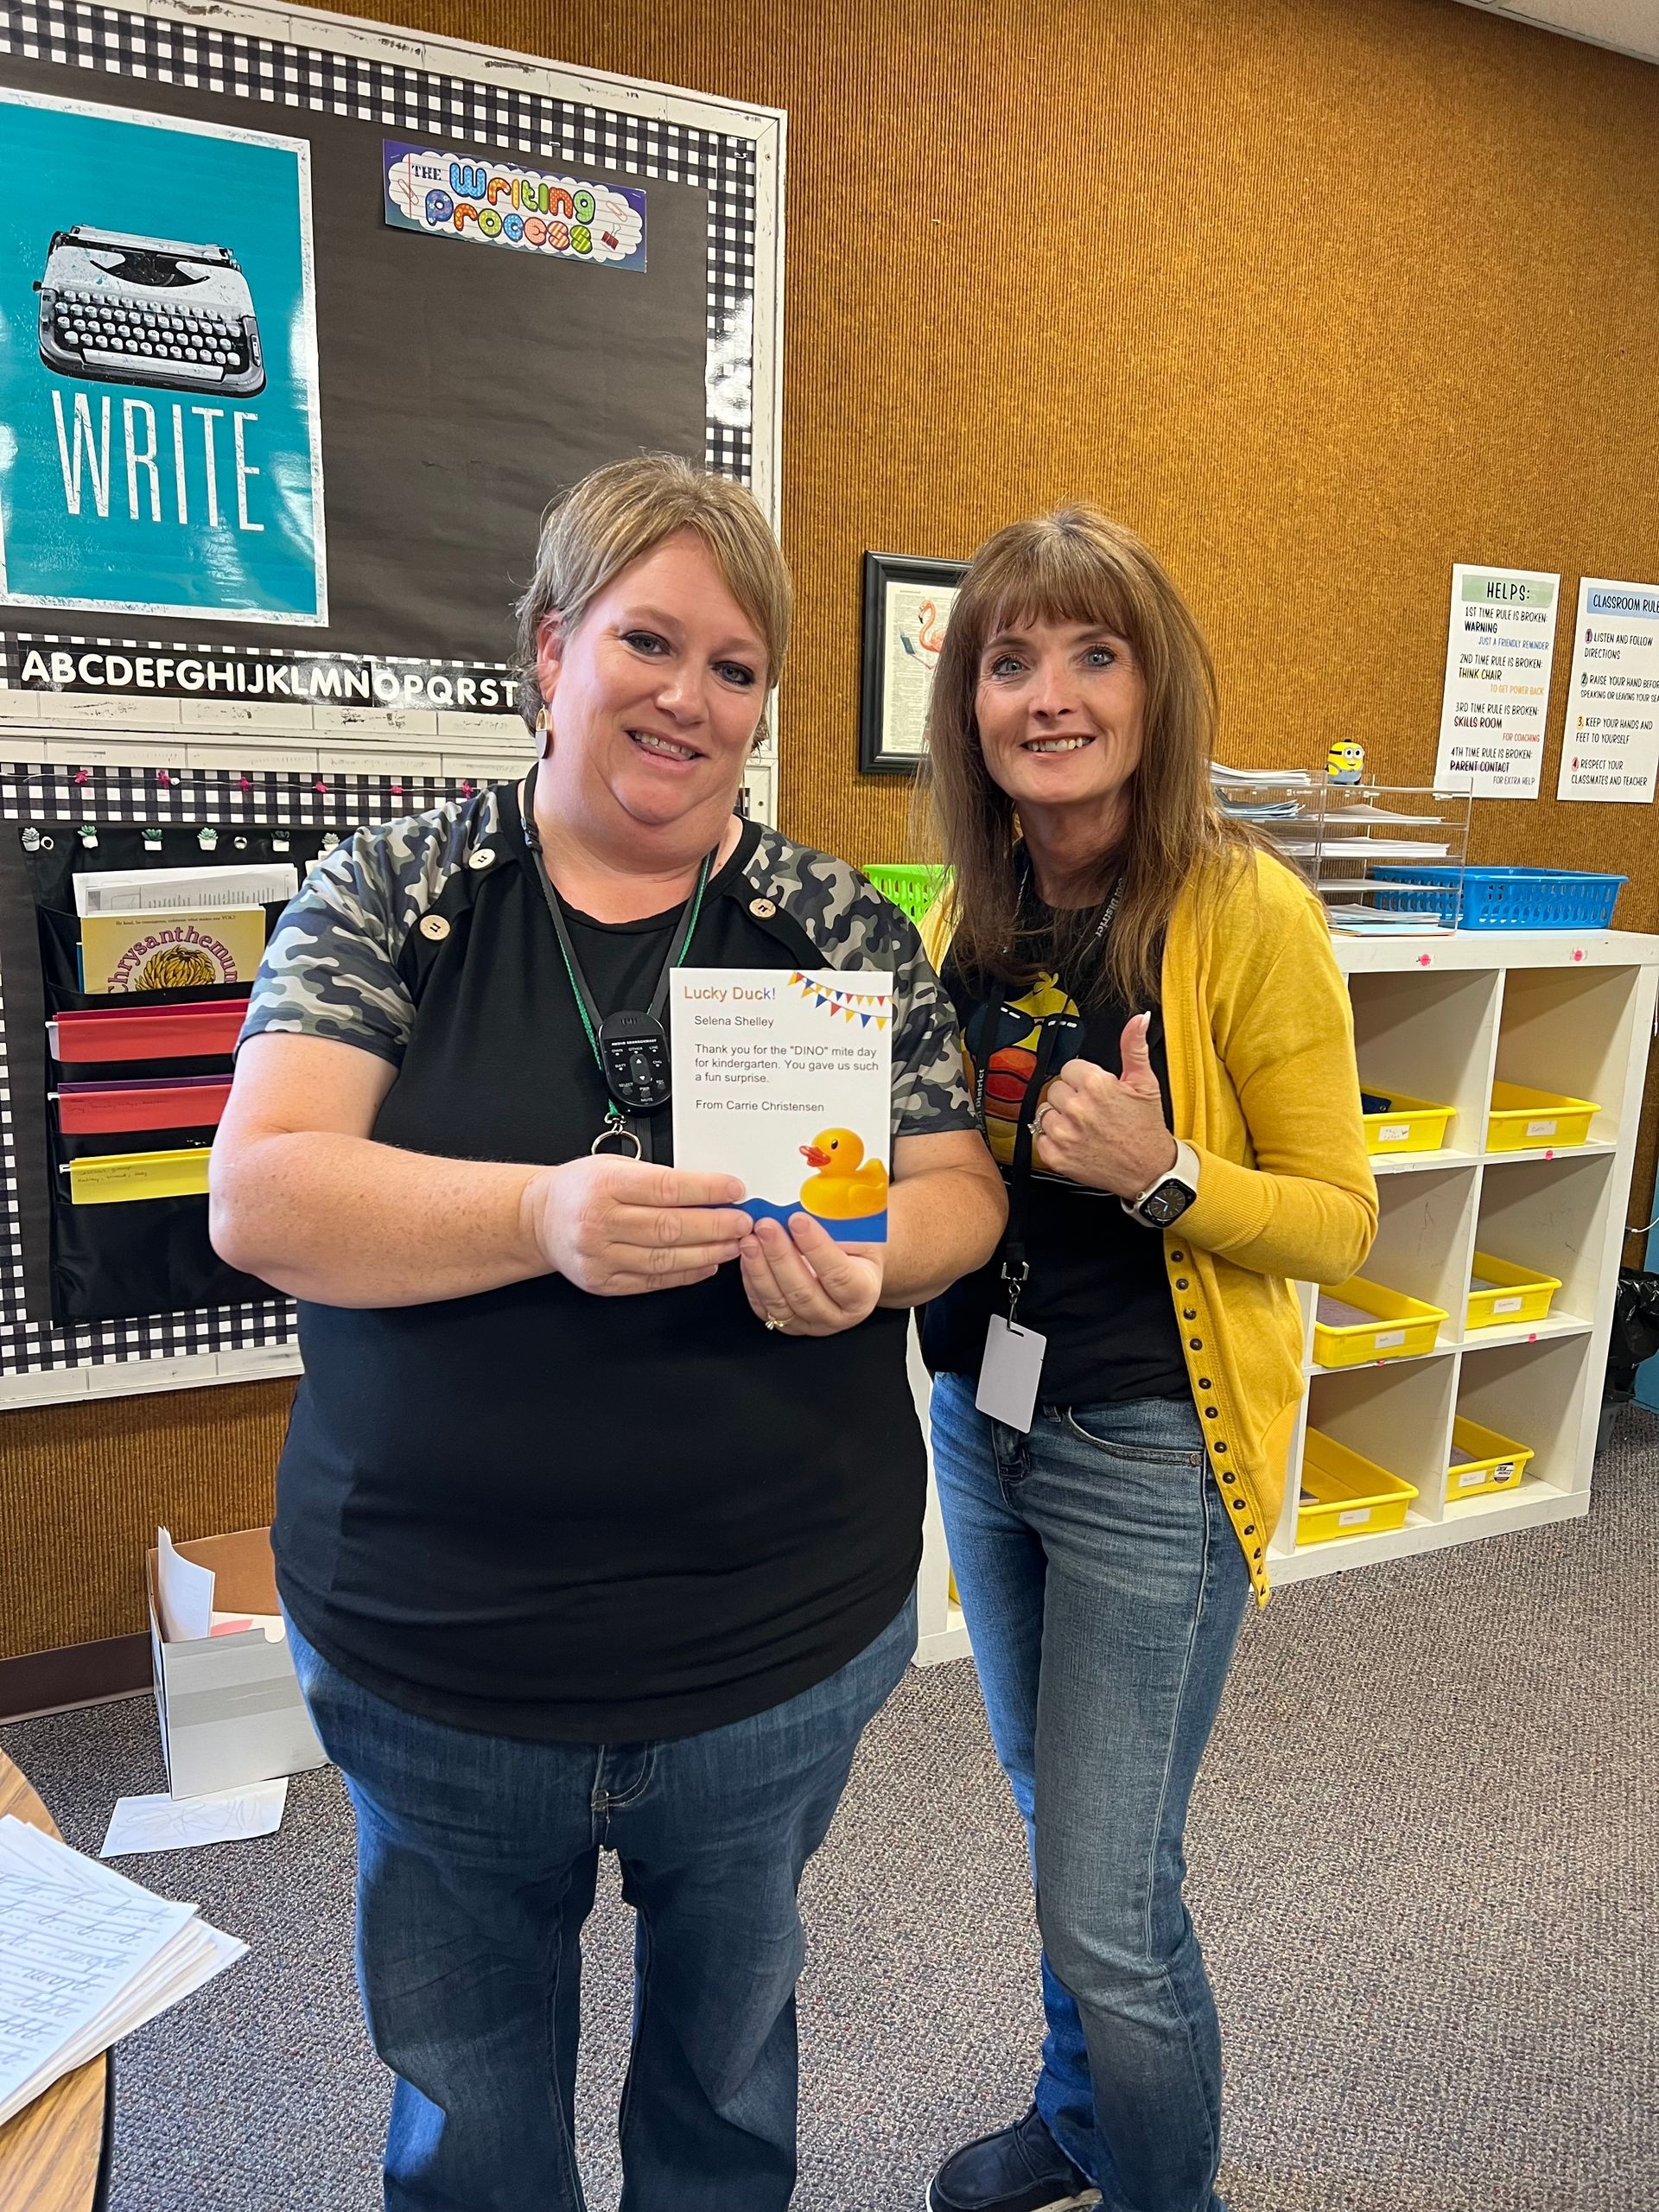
923;949;1190;1404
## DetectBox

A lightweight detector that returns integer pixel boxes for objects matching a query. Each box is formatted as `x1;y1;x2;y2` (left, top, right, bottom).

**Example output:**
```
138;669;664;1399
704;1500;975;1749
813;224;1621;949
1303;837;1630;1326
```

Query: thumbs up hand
1033;1013;1179;1198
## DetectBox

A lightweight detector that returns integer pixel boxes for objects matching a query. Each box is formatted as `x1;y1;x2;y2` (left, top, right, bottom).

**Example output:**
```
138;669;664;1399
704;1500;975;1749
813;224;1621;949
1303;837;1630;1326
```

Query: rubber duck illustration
798;1128;889;1221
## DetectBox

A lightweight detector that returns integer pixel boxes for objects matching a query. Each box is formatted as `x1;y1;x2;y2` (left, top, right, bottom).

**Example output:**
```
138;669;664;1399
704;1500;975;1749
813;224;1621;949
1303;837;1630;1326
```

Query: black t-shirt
922;927;1189;1404
241;788;976;1743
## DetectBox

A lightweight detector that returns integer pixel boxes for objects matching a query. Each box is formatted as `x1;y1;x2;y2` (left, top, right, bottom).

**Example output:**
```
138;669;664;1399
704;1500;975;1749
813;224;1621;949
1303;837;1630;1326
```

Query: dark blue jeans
931;1374;1249;2212
287;1596;914;2211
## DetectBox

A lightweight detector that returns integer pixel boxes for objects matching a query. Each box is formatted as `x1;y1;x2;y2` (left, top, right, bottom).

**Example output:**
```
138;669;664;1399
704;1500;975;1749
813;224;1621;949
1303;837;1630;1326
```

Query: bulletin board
0;0;784;1406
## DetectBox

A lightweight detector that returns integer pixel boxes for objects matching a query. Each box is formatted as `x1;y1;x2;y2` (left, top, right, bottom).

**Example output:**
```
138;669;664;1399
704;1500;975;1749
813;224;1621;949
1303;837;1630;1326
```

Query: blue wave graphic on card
740;1197;888;1244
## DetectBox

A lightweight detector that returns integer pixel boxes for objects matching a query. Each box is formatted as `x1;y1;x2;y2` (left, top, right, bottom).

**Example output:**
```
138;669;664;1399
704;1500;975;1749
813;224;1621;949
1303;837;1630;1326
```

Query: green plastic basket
863;863;950;924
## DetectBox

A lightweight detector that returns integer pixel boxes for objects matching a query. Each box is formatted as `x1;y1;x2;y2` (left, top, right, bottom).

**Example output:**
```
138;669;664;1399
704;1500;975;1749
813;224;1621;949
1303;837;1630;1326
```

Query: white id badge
976;1314;1047;1433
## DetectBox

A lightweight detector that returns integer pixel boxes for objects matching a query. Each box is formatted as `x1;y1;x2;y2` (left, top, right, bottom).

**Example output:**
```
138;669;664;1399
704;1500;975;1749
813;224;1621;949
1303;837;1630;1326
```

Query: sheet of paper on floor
100;1778;289;1859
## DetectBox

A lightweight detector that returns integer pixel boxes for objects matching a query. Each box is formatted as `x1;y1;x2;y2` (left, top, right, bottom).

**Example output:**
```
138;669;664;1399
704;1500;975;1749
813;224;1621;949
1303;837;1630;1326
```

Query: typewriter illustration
36;227;265;398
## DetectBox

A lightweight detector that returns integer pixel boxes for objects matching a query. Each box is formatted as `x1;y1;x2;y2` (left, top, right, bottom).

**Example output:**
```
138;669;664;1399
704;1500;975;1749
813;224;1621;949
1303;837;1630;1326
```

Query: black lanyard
518;764;717;1155
969;875;1122;1324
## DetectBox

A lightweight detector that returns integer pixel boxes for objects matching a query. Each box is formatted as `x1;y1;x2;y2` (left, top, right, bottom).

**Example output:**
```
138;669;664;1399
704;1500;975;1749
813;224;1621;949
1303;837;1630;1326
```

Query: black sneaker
925;2106;1101;2212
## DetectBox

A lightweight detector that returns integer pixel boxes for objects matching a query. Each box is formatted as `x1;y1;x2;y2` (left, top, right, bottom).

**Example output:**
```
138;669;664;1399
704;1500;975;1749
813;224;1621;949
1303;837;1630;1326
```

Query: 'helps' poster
1433;563;1560;798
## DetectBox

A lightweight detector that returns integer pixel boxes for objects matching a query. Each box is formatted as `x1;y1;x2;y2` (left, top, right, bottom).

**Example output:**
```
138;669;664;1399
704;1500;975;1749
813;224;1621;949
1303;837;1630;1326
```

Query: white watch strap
1131;1140;1198;1211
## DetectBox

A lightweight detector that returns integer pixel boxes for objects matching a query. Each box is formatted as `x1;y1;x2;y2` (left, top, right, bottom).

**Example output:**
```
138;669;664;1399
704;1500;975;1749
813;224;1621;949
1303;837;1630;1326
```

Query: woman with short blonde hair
919;505;1376;2212
213;453;1006;2210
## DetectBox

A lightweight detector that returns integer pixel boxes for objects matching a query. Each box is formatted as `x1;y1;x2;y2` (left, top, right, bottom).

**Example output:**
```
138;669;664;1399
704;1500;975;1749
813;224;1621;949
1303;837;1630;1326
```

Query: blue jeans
931;1374;1249;2212
286;1595;914;2212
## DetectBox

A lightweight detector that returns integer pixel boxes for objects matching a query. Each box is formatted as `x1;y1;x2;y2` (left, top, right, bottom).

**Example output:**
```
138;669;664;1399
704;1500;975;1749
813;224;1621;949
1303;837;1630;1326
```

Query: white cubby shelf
915;928;1659;1662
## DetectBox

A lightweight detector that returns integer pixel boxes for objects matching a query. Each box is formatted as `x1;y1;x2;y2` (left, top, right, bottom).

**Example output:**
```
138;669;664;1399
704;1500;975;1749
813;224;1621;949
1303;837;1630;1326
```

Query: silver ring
1032;1106;1052;1137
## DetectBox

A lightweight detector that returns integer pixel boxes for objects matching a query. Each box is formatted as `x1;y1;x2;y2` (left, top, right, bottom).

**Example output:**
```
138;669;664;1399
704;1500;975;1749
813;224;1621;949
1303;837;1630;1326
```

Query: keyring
590;1121;643;1159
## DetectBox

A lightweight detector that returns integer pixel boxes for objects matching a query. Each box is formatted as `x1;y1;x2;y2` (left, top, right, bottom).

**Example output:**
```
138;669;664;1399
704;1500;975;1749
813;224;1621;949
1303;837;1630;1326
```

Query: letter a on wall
0;86;327;624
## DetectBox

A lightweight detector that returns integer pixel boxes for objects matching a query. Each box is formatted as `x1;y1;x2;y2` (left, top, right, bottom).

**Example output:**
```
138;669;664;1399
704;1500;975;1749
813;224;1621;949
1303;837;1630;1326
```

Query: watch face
1141;1179;1195;1224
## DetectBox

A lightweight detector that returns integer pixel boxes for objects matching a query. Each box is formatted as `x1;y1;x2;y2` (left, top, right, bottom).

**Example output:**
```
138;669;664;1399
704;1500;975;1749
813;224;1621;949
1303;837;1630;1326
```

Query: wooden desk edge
0;1754;112;2209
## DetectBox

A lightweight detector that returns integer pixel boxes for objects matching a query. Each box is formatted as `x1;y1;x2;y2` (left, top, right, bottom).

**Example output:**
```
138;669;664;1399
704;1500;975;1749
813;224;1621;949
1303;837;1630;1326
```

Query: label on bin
1338;1507;1372;1527
1526;1118;1558;1137
1457;1468;1487;1487
1379;1122;1411;1143
1492;1295;1524;1314
1495;1460;1516;1479
1374;1328;1406;1348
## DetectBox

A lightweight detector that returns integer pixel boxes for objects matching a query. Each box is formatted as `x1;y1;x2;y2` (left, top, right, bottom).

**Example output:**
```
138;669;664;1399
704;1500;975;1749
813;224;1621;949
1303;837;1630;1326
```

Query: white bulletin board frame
0;0;785;1407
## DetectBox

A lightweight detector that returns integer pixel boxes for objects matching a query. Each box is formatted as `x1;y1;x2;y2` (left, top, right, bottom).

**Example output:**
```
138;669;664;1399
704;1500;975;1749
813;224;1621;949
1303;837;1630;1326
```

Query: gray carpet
6;1409;1657;2211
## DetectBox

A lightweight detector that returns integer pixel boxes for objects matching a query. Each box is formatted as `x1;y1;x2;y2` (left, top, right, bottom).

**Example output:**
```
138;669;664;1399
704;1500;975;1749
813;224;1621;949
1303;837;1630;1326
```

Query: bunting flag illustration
786;972;891;1030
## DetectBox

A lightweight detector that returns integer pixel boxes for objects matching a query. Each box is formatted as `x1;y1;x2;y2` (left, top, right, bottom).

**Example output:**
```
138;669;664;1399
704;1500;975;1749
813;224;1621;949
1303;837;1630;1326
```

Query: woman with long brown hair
918;506;1376;2212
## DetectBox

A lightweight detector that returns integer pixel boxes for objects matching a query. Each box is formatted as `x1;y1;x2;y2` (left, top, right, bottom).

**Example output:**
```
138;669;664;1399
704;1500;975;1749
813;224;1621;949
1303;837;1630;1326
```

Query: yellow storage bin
1359;1087;1457;1156
1446;1414;1534;1500
1465;1249;1561;1332
1312;1276;1448;1368
1485;1080;1599;1152
1297;1429;1419;1545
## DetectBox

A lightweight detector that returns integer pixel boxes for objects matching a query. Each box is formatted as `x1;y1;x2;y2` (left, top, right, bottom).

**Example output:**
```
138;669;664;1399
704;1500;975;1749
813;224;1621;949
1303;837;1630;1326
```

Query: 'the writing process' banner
383;142;646;270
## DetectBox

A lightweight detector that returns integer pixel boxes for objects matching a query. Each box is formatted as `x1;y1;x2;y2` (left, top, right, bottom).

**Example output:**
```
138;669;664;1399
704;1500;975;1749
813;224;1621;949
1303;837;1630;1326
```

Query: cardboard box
145;1527;327;1801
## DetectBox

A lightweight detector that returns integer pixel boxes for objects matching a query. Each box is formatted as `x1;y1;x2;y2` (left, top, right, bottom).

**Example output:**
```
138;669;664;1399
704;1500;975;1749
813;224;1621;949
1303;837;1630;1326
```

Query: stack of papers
1210;760;1314;787
1325;804;1448;828
0;1815;245;2126
1217;798;1306;821
1325;904;1453;936
1211;761;1319;824
1274;836;1450;860
73;863;297;918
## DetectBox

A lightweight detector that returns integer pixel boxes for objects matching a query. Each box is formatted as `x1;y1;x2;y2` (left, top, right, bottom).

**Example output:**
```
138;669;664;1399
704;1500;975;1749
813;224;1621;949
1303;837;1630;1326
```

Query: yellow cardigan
922;849;1377;1604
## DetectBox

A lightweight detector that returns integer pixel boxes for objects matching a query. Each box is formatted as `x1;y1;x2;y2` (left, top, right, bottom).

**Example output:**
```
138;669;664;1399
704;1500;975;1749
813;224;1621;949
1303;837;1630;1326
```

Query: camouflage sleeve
887;911;977;1140
748;833;976;1140
238;810;454;1065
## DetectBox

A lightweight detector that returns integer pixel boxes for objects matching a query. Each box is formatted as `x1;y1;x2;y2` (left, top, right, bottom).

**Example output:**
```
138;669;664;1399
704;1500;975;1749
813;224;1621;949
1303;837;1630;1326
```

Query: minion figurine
1326;739;1365;785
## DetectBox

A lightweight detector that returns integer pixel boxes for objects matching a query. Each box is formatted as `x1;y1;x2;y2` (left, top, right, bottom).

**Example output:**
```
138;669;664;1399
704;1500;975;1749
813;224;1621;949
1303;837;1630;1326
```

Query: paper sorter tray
55;1076;232;1134
48;1000;249;1065
65;1147;212;1205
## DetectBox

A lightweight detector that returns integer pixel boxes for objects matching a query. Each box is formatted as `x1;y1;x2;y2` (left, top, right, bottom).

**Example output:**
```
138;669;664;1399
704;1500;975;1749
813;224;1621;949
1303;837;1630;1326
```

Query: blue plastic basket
1370;866;1626;931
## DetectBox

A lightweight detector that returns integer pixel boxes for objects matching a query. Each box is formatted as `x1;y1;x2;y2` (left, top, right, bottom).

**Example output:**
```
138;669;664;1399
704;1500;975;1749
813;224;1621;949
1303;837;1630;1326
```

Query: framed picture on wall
858;551;967;774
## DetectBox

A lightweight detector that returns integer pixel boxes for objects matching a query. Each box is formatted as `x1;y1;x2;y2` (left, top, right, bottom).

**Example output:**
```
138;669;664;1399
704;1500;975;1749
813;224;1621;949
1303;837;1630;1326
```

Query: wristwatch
1122;1141;1200;1229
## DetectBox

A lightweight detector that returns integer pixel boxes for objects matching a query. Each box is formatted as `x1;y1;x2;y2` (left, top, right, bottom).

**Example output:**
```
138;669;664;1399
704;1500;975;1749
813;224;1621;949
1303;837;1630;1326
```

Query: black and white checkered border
2;635;516;674
0;2;757;477
0;757;486;823
0;760;489;1374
